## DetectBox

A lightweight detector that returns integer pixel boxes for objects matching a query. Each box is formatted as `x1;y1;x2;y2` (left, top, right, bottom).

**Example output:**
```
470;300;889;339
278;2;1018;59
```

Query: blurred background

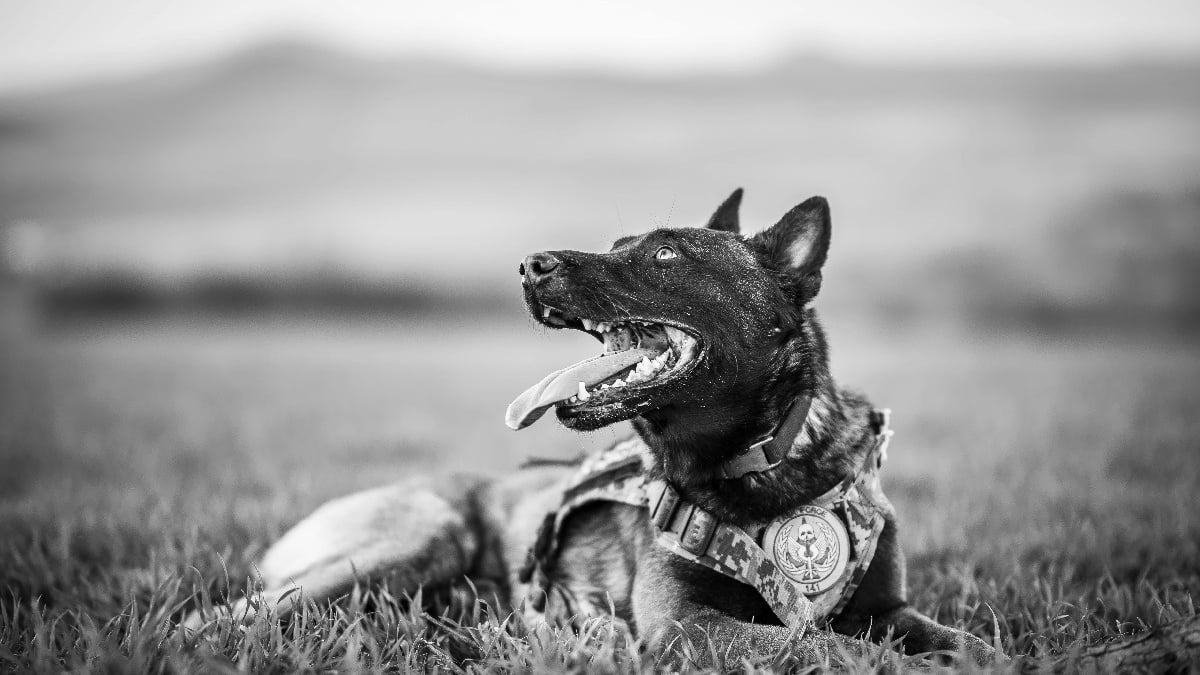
3;8;1200;661
1;0;1198;497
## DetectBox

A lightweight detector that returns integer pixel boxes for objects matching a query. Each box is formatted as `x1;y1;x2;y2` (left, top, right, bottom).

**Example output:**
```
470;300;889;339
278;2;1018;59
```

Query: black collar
716;394;813;479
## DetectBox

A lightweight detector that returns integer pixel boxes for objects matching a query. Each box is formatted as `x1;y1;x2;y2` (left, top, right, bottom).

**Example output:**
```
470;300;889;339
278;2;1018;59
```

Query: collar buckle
746;434;774;453
717;394;813;480
717;435;784;479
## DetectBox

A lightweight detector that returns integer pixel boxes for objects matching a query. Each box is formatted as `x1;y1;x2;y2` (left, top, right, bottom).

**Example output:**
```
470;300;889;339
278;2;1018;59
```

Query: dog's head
507;189;832;456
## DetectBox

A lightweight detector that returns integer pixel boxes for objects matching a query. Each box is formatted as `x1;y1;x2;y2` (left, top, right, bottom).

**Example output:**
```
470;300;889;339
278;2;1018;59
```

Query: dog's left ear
750;196;831;301
705;188;743;233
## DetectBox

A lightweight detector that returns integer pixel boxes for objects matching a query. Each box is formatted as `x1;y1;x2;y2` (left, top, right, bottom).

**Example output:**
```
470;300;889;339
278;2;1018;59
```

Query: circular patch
763;505;851;595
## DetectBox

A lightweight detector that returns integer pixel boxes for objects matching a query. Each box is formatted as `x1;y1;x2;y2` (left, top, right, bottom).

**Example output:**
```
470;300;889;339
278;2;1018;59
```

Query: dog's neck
634;318;871;526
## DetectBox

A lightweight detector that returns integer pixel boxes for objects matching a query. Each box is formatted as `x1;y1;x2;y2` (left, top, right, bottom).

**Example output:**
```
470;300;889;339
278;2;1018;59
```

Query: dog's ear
705;188;743;233
750;196;831;299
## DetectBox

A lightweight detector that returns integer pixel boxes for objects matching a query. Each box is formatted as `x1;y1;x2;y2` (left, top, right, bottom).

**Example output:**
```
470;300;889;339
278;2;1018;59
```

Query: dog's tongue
505;349;653;430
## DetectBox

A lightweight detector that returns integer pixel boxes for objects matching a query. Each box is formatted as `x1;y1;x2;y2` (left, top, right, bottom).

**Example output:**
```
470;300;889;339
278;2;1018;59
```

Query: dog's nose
521;252;561;283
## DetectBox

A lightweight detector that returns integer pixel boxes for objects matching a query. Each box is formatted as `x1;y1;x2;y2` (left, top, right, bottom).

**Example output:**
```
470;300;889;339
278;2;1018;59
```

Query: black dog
185;190;995;668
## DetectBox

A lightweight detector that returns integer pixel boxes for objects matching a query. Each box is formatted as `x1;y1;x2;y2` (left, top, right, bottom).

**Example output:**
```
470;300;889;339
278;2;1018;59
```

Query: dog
183;190;995;668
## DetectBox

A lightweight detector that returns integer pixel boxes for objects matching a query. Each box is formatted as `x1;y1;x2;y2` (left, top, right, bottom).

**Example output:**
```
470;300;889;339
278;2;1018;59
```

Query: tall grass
1;317;1197;671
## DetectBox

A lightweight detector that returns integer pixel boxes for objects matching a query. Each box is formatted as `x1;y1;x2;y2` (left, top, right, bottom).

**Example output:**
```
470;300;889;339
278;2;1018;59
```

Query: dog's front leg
868;604;996;666
632;552;874;669
832;515;997;665
644;605;875;670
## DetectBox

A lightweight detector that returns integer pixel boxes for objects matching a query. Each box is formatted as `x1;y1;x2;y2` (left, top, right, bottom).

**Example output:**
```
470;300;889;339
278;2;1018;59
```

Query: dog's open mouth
505;305;702;430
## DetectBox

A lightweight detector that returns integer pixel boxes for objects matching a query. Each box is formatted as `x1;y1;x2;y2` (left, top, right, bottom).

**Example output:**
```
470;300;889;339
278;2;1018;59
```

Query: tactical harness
519;408;894;634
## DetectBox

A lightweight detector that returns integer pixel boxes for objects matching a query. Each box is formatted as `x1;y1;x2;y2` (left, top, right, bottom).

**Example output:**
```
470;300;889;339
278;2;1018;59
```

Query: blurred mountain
1;40;1198;322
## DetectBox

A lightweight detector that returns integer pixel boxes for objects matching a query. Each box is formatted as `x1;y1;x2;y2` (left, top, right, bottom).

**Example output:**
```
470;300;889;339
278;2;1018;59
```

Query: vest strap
648;480;816;632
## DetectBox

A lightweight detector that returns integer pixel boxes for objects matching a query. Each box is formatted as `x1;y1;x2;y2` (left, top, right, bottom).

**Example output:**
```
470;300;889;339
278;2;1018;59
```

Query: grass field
1;312;1198;672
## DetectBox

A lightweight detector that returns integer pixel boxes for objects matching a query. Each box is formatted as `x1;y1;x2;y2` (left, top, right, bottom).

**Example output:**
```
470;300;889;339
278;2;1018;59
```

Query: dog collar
717;394;813;479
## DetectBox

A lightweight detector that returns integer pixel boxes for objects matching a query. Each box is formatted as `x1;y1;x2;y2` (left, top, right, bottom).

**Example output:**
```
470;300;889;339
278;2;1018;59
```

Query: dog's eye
654;246;677;262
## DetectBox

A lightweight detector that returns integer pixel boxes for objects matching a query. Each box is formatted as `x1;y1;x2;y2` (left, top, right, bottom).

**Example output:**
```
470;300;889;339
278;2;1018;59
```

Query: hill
1;41;1197;323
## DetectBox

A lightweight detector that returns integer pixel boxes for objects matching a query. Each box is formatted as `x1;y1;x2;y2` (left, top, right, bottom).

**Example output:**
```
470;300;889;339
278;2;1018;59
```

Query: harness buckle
649;482;680;531
679;508;717;555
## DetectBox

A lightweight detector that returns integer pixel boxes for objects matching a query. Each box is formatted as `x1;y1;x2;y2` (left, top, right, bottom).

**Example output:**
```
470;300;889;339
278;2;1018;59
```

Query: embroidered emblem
764;505;851;595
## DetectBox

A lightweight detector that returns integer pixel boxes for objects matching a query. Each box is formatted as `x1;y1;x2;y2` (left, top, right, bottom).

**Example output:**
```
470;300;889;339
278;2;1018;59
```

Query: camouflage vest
519;410;893;632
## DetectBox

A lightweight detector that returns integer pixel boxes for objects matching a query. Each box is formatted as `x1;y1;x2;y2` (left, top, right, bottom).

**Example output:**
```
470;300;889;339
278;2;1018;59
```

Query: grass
1;313;1198;672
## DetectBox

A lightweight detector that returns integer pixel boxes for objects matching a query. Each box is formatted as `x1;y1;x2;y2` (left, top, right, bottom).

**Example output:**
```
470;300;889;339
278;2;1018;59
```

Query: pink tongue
505;349;654;430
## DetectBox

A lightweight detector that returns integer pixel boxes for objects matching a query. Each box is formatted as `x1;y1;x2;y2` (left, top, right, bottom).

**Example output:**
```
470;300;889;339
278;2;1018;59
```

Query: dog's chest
508;415;894;631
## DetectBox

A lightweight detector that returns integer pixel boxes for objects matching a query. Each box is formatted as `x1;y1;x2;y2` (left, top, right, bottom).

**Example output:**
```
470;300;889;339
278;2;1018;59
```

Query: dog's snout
522;252;561;283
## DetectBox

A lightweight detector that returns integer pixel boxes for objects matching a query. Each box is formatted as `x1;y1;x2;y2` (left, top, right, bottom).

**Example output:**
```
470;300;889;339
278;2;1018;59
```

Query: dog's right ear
750;196;831;302
705;188;743;233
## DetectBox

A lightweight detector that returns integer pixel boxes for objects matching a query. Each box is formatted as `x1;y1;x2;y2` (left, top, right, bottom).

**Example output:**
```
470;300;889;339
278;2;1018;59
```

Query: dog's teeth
581;318;594;331
612;378;625;388
543;307;553;318
676;339;697;366
577;381;591;401
600;383;610;390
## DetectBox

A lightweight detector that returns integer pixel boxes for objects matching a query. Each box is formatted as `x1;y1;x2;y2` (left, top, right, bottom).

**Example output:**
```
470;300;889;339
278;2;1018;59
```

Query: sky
1;0;1199;92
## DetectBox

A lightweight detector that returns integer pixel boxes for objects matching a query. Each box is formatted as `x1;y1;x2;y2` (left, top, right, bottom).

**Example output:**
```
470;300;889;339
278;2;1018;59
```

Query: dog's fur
186;191;994;667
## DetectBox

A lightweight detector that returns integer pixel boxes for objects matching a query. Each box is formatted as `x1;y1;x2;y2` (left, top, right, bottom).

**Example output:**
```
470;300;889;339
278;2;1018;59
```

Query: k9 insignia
764;505;851;594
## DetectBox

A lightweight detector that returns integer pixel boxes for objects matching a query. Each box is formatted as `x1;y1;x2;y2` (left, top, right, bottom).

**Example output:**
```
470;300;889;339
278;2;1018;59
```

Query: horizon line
3;32;1200;98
